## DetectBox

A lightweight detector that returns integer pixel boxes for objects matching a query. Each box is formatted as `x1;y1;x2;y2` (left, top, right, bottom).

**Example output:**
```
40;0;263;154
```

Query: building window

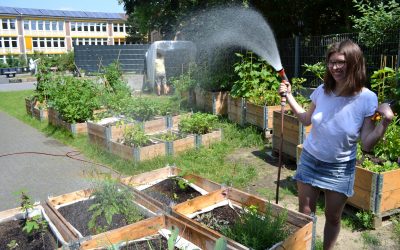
90;23;95;32
77;23;82;31
38;20;43;30
1;19;17;30
113;23;118;32
83;22;88;32
24;20;30;30
33;38;38;47
60;39;65;47
52;21;57;31
45;21;51;30
39;38;45;47
58;21;63;31
31;20;37;30
96;23;101;32
102;23;106;32
119;24;124;32
1;37;18;48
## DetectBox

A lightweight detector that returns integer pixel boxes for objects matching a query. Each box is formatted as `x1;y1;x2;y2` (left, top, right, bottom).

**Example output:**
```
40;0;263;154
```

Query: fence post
294;36;300;78
397;29;400;86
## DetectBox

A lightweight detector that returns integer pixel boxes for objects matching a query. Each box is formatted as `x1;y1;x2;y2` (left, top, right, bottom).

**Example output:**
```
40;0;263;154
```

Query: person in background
155;51;169;95
278;39;394;250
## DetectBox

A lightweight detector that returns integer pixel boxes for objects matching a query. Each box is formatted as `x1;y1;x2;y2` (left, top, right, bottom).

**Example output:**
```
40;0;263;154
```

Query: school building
0;6;128;63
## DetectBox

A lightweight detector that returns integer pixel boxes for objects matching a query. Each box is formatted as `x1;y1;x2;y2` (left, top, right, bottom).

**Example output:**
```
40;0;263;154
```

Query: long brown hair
323;40;366;96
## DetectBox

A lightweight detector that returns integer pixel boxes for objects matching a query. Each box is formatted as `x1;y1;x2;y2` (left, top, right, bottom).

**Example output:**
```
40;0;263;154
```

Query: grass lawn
0;90;265;188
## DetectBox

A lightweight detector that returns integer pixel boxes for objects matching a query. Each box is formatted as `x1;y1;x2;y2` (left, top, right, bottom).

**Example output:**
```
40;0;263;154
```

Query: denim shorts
294;149;356;197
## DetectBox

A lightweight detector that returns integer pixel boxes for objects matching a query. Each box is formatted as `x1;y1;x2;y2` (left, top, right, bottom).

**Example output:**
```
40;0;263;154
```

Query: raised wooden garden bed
80;214;231;249
172;188;315;250
48;107;87;135
272;111;312;160
87;115;183;150
45;188;159;246
121;166;222;210
25;98;48;121
194;88;228;115
297;144;400;228
228;95;245;126
227;95;289;133
246;101;288;131
107;129;222;163
0;205;68;248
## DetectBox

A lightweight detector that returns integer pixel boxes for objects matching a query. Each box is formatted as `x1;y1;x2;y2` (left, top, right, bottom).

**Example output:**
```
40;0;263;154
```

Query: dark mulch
143;177;202;206
119;235;179;249
193;205;243;233
0;219;59;250
58;198;144;237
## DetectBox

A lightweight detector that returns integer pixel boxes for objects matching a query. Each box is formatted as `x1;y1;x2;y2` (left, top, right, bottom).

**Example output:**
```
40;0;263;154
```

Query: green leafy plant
122;124;150;147
19;191;48;237
155;130;182;142
361;231;381;248
290;77;310;109
355;210;374;230
7;240;18;249
51;76;102;123
231;52;280;106
392;215;400;246
302;62;325;81
370;116;400;163
370;67;397;103
351;0;400;48
222;204;289;250
178;112;218;135
88;178;144;234
194;211;231;232
167;227;179;250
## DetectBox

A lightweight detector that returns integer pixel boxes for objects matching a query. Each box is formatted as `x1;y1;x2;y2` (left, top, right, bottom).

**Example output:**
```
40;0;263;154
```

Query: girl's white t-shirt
303;84;377;163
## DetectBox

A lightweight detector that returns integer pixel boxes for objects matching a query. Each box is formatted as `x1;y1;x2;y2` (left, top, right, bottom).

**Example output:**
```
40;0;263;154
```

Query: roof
0;6;126;20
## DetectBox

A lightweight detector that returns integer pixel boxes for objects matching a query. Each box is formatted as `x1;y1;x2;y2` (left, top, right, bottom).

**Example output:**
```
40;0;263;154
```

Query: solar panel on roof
40;9;65;17
0;6;19;15
65;10;87;18
16;7;43;15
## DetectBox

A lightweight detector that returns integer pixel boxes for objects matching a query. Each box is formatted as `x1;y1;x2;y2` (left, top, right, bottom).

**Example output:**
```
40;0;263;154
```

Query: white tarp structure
146;40;196;89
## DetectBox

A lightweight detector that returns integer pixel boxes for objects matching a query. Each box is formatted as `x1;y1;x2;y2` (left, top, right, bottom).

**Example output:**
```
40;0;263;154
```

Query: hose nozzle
277;68;288;82
277;68;289;106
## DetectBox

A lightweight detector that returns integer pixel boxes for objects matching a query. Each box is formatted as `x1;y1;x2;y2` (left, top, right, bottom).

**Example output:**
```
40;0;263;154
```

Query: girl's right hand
278;81;291;96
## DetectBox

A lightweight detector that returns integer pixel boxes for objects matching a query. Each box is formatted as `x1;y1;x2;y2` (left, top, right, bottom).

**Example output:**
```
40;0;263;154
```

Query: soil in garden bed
143;177;202;206
193;205;243;233
119;235;179;250
58;198;147;237
0;219;60;249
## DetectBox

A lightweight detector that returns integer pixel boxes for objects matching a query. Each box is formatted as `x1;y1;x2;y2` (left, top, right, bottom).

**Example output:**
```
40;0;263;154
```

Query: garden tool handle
278;69;289;106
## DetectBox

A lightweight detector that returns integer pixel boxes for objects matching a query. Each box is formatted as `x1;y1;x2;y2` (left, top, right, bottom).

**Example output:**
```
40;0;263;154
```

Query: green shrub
122;124;150;147
51;76;102;123
179;112;218;134
231;52;280;106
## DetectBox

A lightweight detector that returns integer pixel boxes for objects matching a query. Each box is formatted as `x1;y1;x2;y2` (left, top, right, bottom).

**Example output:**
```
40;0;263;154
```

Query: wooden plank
173;135;196;154
353;167;375;192
381;169;400;192
110;140;132;161
139;142;166;161
143;116;166;134
201;130;222;148
80;216;164;249
121;166;174;187
171;115;182;130
42;202;79;242
280;221;313;250
173;190;226;215
48;189;92;206
182;173;221;193
347;186;373;211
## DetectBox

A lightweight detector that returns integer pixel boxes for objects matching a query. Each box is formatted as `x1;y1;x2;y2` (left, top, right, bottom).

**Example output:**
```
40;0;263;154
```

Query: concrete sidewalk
0;111;113;210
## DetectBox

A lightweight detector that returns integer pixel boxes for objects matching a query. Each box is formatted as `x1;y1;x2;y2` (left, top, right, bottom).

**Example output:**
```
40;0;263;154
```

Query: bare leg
156;84;161;96
163;83;169;94
297;181;320;215
323;190;347;250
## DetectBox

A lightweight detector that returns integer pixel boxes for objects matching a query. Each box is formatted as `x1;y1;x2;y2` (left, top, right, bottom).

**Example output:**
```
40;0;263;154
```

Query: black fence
74;44;150;74
278;32;400;87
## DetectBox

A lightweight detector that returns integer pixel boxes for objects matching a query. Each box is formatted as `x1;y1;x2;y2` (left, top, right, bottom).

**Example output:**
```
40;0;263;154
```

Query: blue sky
0;0;125;13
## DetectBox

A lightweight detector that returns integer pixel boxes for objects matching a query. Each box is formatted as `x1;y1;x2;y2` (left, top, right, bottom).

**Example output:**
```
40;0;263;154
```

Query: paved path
0;111;112;211
0;81;36;92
